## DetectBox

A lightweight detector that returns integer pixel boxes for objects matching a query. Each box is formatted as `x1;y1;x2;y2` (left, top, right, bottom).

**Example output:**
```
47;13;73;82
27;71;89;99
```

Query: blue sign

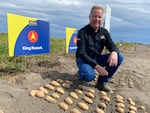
14;20;50;56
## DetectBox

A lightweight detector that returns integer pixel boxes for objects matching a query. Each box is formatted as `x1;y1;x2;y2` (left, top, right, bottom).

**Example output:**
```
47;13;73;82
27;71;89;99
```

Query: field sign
66;27;77;53
7;13;50;57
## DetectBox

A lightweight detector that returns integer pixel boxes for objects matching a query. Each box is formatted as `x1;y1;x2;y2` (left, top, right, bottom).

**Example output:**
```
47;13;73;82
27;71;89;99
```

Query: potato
129;101;136;106
35;90;45;98
98;102;106;110
82;96;93;104
58;102;68;111
127;98;132;102
44;84;55;91
39;87;48;94
87;88;95;94
51;93;60;99
129;106;137;112
45;95;56;103
102;96;110;102
86;92;95;98
116;103;125;108
116;98;124;103
29;90;39;96
69;92;78;99
70;108;81;113
65;80;73;85
75;89;83;94
116;107;125;113
62;83;71;89
116;94;124;100
100;91;107;96
95;107;105;113
0;110;4;113
129;110;136;113
78;85;84;90
56;87;65;94
56;79;64;83
138;105;145;110
64;97;73;105
50;80;60;87
77;102;88;111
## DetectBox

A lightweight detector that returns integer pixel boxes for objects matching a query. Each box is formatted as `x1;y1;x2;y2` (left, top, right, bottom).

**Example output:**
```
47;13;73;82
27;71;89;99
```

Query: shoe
95;82;112;92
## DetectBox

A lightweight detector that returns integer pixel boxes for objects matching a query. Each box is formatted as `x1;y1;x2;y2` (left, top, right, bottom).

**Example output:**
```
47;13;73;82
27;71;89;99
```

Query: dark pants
76;52;124;83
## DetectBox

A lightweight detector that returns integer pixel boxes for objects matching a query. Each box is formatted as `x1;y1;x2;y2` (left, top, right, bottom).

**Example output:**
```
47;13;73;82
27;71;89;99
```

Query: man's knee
118;52;124;64
78;72;95;82
84;73;95;82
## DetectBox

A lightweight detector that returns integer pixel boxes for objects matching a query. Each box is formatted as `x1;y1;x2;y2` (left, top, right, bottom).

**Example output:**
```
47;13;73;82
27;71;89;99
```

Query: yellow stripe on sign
66;27;76;53
7;13;36;57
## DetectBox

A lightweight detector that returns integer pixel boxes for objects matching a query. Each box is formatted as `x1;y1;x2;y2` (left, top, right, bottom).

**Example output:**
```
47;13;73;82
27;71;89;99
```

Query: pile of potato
29;79;148;113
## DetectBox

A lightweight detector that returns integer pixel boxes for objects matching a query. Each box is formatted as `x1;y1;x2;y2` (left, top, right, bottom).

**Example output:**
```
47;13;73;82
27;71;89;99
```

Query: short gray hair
90;5;104;14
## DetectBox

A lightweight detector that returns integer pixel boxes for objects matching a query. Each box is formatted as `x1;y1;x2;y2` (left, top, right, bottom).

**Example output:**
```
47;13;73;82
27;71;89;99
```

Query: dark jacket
76;24;119;68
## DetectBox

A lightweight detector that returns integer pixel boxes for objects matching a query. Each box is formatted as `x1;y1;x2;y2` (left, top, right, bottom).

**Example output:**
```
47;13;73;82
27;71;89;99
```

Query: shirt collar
88;24;100;33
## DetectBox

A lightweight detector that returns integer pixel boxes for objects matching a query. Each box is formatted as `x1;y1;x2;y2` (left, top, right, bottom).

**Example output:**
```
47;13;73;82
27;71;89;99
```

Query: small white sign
104;4;111;32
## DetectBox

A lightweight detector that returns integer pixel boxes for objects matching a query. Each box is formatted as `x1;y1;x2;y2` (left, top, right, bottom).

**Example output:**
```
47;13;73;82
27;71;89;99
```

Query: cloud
49;0;82;6
129;8;150;14
111;16;133;27
0;1;21;9
0;0;150;44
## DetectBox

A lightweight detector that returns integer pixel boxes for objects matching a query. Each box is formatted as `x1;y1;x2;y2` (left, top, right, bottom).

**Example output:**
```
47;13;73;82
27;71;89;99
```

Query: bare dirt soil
0;44;150;113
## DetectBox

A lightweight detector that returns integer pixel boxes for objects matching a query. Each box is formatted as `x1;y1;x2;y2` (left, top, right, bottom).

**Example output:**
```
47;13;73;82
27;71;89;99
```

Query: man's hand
95;64;108;76
107;51;118;67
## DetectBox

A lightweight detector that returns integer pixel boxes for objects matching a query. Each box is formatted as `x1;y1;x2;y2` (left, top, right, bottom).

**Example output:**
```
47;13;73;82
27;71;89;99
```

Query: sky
0;0;150;44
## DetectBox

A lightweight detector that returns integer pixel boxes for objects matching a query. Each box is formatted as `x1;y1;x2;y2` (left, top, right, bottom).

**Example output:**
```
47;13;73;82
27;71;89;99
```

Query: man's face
89;8;104;31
